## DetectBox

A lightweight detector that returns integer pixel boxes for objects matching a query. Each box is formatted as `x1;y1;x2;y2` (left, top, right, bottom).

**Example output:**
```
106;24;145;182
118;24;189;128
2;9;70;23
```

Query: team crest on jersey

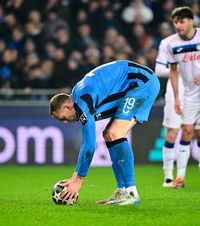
79;113;87;125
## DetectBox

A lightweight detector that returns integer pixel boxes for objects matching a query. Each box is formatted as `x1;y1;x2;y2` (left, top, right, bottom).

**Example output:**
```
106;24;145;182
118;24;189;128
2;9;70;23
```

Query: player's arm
155;39;170;78
169;63;181;114
75;114;96;177
61;103;96;199
155;62;169;78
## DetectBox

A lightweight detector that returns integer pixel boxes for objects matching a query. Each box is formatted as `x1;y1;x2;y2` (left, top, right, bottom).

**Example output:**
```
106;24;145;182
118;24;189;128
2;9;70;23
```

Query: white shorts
162;99;182;128
182;101;200;129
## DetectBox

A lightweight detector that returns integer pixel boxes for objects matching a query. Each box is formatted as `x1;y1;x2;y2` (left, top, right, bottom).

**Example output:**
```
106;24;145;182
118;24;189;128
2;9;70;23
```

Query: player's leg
162;128;179;187
104;118;138;190
162;99;182;187
173;101;199;188
173;124;193;188
103;119;126;190
97;73;159;205
99;118;140;205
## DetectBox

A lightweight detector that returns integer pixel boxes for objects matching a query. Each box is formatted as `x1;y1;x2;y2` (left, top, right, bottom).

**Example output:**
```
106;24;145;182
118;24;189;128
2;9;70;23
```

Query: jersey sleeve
156;39;169;66
74;95;96;177
166;41;177;64
155;39;170;77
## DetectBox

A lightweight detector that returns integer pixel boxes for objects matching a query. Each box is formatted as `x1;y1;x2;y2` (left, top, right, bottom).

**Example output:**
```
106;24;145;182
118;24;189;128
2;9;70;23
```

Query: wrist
73;172;84;180
77;175;84;180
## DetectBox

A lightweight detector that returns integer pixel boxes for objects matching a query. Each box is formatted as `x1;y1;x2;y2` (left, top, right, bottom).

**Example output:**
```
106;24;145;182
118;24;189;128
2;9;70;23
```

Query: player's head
171;6;194;39
49;93;77;124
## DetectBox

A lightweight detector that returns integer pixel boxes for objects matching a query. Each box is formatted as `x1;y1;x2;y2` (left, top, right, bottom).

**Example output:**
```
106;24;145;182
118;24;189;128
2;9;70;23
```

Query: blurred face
52;104;77;124
173;17;194;39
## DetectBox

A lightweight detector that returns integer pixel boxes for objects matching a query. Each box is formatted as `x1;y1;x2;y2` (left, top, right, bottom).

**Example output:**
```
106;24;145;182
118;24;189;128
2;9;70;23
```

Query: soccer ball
51;179;78;205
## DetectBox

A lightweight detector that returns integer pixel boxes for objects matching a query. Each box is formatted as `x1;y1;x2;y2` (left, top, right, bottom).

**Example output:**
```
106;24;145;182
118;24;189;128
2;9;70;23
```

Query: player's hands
194;75;200;86
60;172;84;201
174;98;182;115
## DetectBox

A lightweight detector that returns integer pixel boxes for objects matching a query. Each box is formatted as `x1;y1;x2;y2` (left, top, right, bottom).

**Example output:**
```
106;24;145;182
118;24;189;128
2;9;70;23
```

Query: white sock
162;146;174;180
177;144;190;178
126;186;139;198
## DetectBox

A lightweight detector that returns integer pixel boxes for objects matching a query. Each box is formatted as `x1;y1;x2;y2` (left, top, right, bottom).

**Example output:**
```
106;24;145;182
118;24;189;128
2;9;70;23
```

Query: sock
126;186;139;198
106;138;135;188
177;140;190;179
106;139;125;188
162;141;175;180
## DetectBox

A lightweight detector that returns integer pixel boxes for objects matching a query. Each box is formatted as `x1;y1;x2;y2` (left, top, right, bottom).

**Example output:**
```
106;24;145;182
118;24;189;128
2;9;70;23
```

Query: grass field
0;164;200;226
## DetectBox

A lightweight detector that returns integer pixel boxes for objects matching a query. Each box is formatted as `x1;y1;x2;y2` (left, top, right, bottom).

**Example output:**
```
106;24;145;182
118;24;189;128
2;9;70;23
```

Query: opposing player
167;6;200;188
155;37;184;187
49;60;160;205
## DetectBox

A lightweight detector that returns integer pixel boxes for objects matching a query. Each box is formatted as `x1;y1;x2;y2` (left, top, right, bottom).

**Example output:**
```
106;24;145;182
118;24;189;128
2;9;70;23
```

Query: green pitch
0;165;200;226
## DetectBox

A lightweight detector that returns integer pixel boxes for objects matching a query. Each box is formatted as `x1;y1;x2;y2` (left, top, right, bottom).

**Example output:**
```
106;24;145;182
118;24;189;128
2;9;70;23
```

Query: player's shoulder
195;27;200;36
162;34;178;45
158;35;177;51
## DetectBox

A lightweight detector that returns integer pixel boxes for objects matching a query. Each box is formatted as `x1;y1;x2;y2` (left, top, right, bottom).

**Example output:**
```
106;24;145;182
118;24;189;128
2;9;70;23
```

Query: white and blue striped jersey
167;28;200;101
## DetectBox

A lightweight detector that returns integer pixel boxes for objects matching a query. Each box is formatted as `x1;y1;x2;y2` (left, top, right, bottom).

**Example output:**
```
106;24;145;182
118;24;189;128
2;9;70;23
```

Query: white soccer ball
51;179;79;205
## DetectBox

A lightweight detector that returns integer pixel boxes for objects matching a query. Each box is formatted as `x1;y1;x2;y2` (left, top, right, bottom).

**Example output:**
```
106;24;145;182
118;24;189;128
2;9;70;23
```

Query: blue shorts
114;74;160;123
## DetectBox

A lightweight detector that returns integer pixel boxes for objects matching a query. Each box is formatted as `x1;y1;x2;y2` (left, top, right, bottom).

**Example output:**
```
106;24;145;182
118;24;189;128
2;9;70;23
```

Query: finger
62;192;72;201
60;188;68;198
74;193;78;199
69;193;76;199
60;181;69;187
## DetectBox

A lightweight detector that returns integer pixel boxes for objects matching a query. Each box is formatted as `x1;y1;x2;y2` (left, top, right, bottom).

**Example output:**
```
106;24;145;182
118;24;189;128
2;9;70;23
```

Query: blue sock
106;138;135;188
106;139;125;188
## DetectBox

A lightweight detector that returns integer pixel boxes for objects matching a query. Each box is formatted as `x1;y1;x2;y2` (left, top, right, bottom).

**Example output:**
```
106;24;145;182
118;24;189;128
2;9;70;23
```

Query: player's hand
174;98;182;115
60;172;83;201
194;75;200;86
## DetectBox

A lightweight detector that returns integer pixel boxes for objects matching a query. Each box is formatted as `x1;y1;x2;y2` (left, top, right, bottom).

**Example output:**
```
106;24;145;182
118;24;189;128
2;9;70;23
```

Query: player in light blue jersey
49;60;160;205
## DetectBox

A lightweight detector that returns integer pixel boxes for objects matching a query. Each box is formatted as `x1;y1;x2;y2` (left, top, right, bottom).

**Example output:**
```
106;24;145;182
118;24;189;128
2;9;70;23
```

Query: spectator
75;23;97;52
1;13;18;41
43;10;69;39
27;64;49;89
0;48;18;88
121;0;154;24
50;48;68;89
0;0;198;98
53;26;73;54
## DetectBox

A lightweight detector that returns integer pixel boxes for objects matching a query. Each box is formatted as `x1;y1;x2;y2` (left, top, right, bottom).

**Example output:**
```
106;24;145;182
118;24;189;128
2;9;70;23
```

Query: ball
51;179;78;205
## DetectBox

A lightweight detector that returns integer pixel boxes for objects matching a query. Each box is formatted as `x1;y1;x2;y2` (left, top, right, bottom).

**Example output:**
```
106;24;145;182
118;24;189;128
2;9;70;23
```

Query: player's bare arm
60;172;83;201
169;63;181;114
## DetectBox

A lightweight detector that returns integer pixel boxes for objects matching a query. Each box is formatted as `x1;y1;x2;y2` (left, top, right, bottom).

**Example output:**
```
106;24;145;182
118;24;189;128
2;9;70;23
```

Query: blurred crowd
0;0;199;96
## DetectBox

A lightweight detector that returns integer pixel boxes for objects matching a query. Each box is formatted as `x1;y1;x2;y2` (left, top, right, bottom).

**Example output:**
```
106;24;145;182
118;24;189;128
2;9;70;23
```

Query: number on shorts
123;97;135;114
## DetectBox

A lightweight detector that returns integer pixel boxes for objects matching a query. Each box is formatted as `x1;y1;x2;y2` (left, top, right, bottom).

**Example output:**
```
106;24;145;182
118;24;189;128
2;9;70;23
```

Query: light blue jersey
71;60;160;176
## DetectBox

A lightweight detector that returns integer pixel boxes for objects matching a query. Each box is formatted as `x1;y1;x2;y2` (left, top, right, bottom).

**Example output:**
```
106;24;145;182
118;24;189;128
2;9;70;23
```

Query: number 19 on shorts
123;97;135;114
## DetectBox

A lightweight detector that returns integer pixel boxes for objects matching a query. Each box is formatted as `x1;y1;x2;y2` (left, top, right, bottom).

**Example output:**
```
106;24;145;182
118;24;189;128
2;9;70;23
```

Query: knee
165;128;178;143
194;130;200;142
182;126;193;141
103;127;120;142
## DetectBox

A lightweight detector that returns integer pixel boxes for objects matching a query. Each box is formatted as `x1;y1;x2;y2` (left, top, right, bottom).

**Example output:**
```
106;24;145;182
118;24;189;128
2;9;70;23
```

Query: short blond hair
49;93;70;115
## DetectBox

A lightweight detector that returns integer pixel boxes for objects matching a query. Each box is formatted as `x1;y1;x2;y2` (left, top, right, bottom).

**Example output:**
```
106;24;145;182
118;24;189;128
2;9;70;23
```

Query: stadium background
0;0;199;166
1;3;200;226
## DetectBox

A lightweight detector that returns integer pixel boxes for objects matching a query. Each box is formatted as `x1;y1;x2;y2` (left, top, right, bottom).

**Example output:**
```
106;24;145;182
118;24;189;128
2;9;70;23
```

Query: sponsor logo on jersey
181;53;200;62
